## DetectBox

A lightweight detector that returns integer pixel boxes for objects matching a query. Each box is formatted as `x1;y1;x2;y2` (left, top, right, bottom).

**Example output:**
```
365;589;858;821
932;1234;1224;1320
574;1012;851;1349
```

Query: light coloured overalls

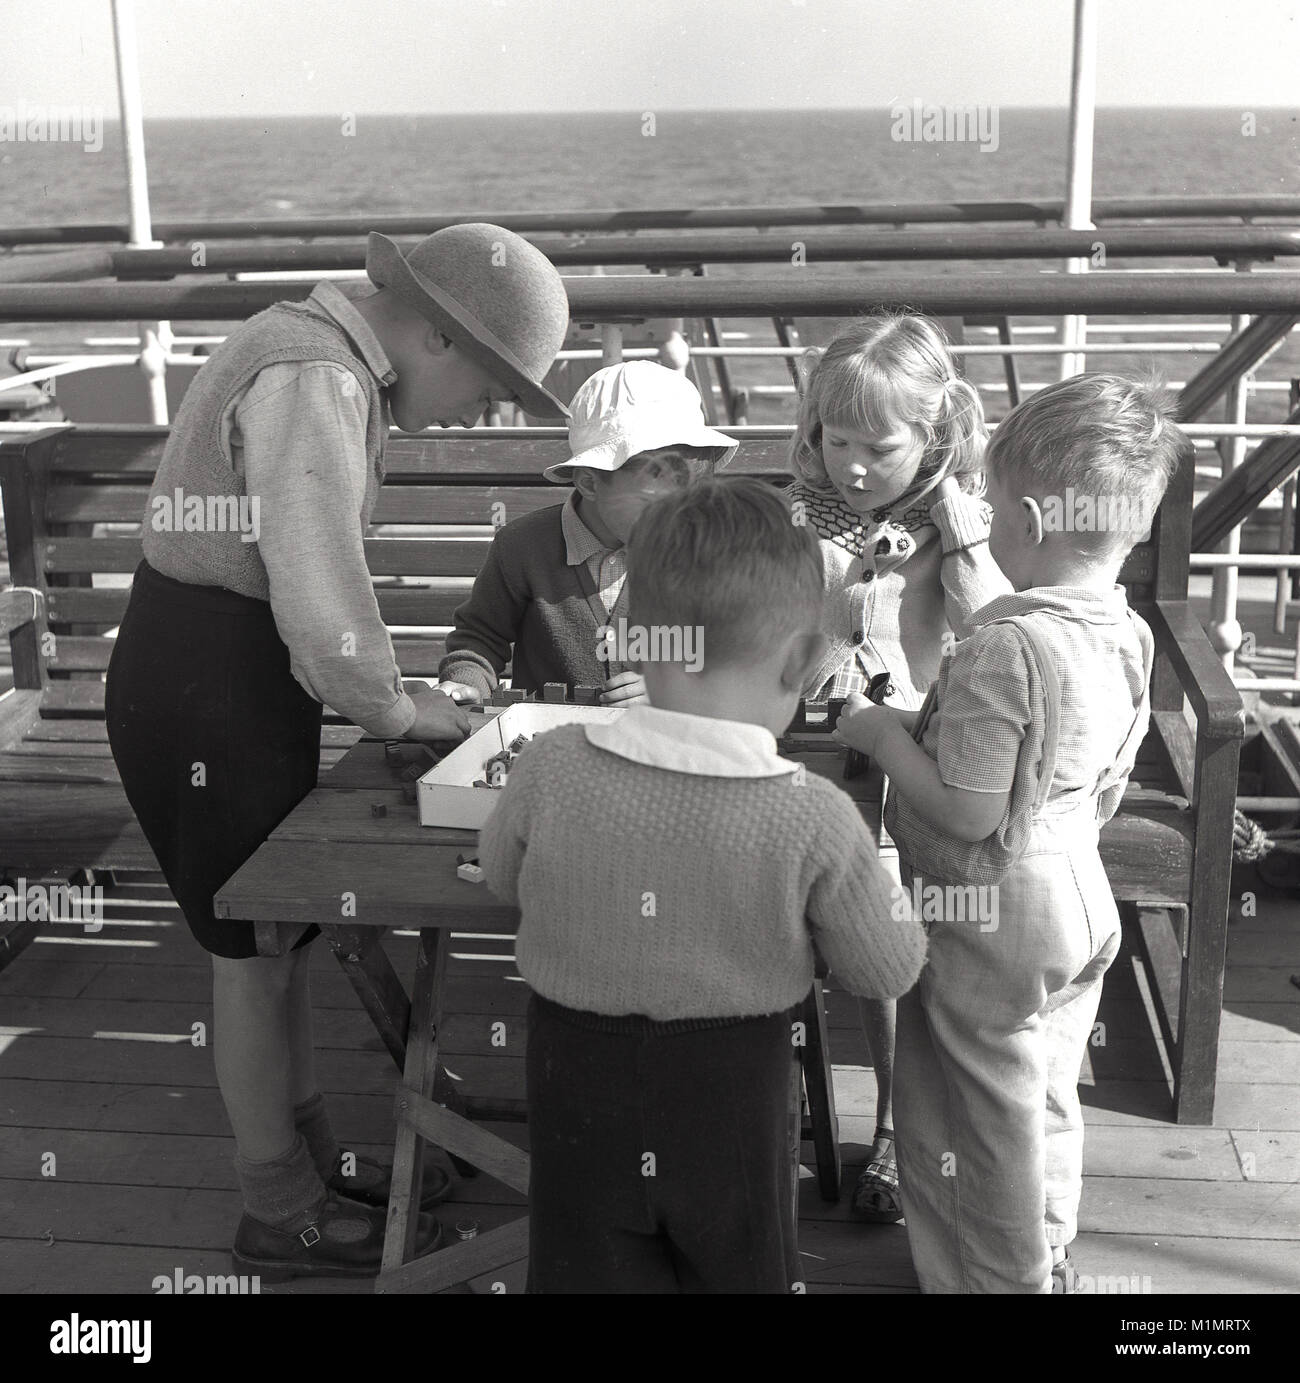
888;596;1153;1293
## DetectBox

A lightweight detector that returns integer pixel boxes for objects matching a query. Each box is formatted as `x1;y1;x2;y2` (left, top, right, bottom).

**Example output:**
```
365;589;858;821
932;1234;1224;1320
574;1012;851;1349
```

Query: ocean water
2;108;1297;226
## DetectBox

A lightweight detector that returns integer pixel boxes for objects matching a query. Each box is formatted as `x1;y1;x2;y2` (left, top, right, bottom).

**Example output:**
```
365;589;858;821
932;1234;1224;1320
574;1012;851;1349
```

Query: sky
7;0;1299;117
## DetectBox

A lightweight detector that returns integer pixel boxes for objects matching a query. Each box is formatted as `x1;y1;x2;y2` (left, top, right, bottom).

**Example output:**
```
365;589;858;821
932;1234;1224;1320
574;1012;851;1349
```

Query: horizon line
18;103;1293;120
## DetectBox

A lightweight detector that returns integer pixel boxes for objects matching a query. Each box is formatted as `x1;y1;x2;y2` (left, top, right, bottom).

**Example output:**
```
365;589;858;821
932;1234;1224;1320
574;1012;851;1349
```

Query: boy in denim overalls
834;374;1188;1292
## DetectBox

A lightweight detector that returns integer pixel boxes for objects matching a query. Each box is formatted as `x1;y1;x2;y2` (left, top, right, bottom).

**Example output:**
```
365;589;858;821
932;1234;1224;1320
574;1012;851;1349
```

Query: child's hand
405;687;471;745
600;670;649;705
832;692;887;756
432;680;484;706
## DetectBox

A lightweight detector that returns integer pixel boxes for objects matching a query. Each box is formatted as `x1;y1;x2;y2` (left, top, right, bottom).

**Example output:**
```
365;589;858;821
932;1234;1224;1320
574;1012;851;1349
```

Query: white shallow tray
417;702;625;830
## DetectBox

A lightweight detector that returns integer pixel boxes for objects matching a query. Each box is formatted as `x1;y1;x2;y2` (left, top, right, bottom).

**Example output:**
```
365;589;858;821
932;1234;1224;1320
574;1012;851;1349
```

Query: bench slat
1098;805;1194;906
37;681;459;722
43;428;792;475
41;537;495;578
42;635;450;674
46;485;569;526
17;718;364;748
45;584;471;627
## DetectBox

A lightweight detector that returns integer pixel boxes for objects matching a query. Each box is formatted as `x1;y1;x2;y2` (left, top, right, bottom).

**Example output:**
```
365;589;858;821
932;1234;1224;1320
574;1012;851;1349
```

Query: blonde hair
789;314;988;512
988;372;1188;561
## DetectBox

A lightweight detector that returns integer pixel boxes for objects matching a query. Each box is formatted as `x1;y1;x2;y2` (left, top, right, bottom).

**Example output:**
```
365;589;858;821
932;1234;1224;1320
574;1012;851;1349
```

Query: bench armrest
0;588;40;637
1149;599;1245;746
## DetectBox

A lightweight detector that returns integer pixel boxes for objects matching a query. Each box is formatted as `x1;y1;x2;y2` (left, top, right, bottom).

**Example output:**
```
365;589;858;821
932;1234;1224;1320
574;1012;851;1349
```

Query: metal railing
2;193;1298;247
2;263;1298;697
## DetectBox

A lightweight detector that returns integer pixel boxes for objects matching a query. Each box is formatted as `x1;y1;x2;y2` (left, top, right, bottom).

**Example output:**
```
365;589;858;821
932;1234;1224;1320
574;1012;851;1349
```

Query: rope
1233;806;1300;862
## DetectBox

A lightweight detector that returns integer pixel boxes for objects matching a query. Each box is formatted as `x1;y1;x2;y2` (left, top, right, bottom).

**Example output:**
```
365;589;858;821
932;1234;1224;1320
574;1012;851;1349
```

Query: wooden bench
0;422;1243;1129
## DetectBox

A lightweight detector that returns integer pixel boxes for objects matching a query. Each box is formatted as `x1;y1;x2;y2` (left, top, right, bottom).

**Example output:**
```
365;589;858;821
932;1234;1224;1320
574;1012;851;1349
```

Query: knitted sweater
438;503;629;697
479;711;927;1020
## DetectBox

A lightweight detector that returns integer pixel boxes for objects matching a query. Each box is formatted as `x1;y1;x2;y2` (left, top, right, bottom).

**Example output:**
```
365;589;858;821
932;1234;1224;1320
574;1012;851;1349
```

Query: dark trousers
105;560;324;959
525;992;802;1294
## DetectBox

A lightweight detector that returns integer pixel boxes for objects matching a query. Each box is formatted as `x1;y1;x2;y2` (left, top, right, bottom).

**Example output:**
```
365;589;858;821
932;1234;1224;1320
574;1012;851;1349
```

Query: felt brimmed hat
543;361;739;482
366;224;570;419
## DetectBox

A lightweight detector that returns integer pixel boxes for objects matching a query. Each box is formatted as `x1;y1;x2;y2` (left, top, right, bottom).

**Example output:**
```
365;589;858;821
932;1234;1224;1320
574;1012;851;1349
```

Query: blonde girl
789;313;1000;1222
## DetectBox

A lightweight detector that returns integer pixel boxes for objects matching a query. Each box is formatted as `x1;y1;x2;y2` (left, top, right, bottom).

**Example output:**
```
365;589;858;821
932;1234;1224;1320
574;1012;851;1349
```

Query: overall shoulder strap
1093;608;1156;800
991;614;1062;814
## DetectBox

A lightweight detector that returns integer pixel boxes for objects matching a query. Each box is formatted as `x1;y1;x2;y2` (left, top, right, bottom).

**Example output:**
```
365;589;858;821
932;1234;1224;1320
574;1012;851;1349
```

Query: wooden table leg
376;1095;530;1294
376;927;532;1294
381;928;446;1273
322;923;410;1070
800;979;842;1203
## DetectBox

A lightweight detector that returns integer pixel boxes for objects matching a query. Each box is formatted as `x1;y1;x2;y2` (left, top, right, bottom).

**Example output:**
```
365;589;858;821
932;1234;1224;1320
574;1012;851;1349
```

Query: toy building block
573;685;600;704
456;860;486;884
542;682;567;702
489;685;511;707
504;688;528;703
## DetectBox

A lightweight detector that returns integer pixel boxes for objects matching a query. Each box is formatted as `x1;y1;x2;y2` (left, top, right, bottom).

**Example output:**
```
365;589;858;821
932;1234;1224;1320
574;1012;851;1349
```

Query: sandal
849;1127;903;1223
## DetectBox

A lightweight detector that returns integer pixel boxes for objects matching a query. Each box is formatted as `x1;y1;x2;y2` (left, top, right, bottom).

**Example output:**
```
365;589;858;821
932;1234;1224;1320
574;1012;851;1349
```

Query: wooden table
214;716;533;1294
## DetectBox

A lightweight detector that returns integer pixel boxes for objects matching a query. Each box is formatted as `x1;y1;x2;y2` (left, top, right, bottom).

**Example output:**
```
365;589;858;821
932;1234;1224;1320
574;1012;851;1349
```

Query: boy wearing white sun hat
438;361;737;705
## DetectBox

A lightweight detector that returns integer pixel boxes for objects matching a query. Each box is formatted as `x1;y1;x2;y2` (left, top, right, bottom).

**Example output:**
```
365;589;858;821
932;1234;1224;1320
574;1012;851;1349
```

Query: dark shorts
105;560;324;960
525;992;802;1294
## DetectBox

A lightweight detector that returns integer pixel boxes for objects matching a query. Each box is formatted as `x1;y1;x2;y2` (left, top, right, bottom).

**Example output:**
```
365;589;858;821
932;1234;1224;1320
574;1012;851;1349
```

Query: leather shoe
232;1192;443;1282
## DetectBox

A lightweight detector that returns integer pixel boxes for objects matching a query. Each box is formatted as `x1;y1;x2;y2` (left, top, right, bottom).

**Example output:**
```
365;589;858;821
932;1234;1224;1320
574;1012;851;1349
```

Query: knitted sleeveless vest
141;296;388;600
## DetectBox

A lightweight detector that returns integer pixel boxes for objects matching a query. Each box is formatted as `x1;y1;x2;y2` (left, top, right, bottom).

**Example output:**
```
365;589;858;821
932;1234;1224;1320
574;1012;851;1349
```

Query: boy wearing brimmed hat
438;361;737;705
109;223;569;1280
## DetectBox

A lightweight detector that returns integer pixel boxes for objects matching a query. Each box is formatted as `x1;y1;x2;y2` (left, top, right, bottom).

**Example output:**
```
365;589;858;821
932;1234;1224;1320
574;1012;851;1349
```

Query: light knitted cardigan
479;715;927;1021
794;481;998;711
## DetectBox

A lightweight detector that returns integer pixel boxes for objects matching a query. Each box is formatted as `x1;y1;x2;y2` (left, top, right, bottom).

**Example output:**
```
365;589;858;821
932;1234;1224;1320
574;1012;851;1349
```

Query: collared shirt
922;584;1152;802
585;704;800;778
222;281;417;739
559;491;628;615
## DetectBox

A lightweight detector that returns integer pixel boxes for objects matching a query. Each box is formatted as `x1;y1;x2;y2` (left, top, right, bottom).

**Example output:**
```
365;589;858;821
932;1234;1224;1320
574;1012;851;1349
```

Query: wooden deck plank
0;1181;528;1259
0;858;1293;1293
0;1035;525;1099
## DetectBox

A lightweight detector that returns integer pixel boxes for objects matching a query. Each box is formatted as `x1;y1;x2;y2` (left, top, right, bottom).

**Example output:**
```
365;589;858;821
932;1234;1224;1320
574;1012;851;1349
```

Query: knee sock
234;1132;326;1228
293;1092;341;1182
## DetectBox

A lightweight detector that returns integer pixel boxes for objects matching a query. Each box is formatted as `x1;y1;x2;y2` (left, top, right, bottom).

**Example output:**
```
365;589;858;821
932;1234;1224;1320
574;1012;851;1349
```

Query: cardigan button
851;630;864;645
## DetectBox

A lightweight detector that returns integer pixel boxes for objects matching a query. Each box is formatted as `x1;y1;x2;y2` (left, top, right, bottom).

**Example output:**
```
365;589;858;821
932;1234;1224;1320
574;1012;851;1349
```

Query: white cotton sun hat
543;361;739;483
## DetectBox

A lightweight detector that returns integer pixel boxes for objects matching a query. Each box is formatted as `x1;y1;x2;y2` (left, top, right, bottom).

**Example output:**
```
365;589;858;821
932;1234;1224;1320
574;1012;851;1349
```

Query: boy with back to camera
479;477;927;1292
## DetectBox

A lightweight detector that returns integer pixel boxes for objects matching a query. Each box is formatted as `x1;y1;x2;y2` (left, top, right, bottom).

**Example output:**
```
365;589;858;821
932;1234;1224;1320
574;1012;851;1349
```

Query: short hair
626;477;824;672
789;313;988;508
987;373;1188;559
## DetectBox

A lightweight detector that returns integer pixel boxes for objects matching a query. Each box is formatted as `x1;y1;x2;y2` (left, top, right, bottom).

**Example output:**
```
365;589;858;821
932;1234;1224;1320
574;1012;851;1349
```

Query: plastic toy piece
486;760;508;788
542;683;566;702
370;803;388;818
504;688;528;703
573;685;600;705
456;861;486;884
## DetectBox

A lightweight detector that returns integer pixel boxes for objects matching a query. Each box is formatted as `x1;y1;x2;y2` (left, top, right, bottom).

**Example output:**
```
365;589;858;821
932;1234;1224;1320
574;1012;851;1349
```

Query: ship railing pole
111;0;170;425
1060;0;1098;379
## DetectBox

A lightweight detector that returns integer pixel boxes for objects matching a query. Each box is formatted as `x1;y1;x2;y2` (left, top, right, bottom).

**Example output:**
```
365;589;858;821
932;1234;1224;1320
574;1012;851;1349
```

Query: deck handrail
2;194;1298;248
4;271;1300;322
6;227;1300;283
